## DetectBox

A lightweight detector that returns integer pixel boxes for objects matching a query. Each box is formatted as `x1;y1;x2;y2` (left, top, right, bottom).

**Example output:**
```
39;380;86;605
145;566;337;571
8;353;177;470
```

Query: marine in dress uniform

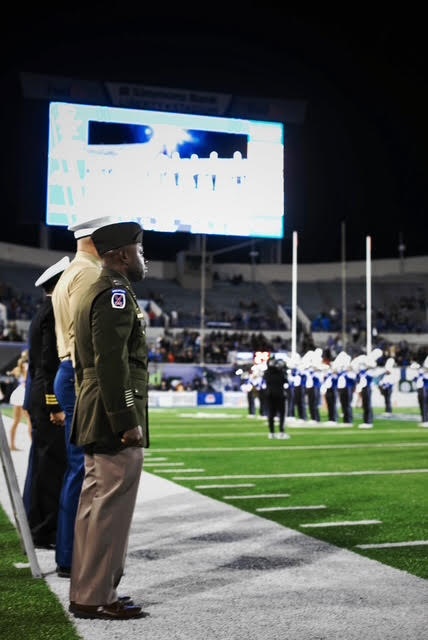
52;216;112;578
22;257;69;547
69;221;149;621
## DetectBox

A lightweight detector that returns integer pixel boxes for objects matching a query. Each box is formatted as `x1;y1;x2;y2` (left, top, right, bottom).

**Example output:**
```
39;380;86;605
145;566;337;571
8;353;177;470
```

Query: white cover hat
35;256;70;287
68;215;116;239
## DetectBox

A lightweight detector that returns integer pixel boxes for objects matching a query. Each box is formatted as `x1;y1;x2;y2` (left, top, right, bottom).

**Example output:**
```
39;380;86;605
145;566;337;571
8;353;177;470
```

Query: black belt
82;364;145;380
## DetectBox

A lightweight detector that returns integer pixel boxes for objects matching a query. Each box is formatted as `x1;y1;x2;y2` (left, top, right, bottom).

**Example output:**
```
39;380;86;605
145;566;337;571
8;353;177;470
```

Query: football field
144;406;428;579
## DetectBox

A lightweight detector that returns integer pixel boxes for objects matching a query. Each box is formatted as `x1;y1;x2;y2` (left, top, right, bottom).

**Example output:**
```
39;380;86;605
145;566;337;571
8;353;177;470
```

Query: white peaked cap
423;356;428;369
68;215;117;239
35;256;70;287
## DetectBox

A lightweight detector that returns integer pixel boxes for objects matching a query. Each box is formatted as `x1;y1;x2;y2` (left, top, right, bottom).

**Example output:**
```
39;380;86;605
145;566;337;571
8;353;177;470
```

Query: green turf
143;405;428;579
0;404;426;639
0;512;79;640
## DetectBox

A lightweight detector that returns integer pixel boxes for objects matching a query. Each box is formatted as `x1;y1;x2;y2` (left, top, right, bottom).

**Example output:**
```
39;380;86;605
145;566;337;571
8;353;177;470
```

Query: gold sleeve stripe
124;389;134;408
45;394;59;405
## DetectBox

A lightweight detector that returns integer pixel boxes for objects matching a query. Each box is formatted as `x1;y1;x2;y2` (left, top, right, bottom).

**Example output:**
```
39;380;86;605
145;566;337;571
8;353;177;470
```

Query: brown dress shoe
69;600;147;619
70;595;133;606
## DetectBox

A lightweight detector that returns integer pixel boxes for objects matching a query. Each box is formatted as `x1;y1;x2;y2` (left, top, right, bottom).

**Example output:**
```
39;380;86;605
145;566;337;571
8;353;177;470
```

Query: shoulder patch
111;289;127;309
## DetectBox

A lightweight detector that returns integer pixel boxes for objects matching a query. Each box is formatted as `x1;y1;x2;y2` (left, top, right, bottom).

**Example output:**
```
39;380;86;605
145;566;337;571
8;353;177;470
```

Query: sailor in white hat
34;256;71;288
22;256;70;547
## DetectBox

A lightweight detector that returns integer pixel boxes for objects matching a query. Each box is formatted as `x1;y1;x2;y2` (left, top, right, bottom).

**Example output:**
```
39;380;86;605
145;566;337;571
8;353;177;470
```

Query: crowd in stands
1;275;427;368
148;329;290;364
146;329;427;368
311;288;427;335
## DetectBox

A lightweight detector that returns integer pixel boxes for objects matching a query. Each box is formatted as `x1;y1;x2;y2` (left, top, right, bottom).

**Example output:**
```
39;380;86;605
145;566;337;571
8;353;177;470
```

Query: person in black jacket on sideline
262;356;290;440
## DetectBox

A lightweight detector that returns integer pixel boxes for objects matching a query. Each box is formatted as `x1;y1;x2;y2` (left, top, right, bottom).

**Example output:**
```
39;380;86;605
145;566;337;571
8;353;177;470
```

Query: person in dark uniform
68;221;149;621
262;355;289;439
22;257;69;548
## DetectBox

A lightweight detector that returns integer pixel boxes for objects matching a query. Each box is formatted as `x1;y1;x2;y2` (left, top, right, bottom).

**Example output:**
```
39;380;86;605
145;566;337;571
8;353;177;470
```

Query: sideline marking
173;468;428;480
158;468;205;473
301;519;381;528
195;484;255;489
144;462;185;466
258;505;326;512
152;441;428;450
224;493;290;500
179;412;239;419
356;540;428;549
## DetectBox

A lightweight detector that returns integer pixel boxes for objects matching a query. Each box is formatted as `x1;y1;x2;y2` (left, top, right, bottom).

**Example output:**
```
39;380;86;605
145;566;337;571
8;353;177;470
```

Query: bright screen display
46;102;285;238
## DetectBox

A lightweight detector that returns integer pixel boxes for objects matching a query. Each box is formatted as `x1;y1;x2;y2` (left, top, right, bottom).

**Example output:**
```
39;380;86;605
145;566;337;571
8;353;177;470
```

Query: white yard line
172;468;428;480
356;540;428;549
257;505;326;512
152;441;428;450
158;468;205;473
224;493;290;499
301;519;382;528
144;462;185;466
195;483;255;488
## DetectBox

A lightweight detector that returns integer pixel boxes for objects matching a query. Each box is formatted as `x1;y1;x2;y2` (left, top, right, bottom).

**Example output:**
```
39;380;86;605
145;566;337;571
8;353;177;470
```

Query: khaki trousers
69;447;143;605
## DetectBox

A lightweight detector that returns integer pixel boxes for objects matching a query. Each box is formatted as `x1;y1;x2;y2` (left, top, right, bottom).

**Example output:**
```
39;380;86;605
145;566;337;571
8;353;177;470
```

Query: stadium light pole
291;231;298;356
341;221;347;350
199;234;206;365
366;235;372;354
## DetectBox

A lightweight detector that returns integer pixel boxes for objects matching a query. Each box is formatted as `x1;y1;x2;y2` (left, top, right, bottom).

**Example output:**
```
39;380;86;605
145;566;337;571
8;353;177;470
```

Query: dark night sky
1;10;427;265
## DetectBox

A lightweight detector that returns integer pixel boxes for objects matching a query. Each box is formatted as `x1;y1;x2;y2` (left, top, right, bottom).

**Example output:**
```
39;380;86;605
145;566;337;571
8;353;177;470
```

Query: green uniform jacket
71;267;149;452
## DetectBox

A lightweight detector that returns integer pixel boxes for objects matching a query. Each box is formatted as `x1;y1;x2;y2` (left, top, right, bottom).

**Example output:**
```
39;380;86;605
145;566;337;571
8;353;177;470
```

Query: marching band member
378;357;395;415
413;356;428;427
354;348;382;429
336;352;356;426
322;361;339;425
